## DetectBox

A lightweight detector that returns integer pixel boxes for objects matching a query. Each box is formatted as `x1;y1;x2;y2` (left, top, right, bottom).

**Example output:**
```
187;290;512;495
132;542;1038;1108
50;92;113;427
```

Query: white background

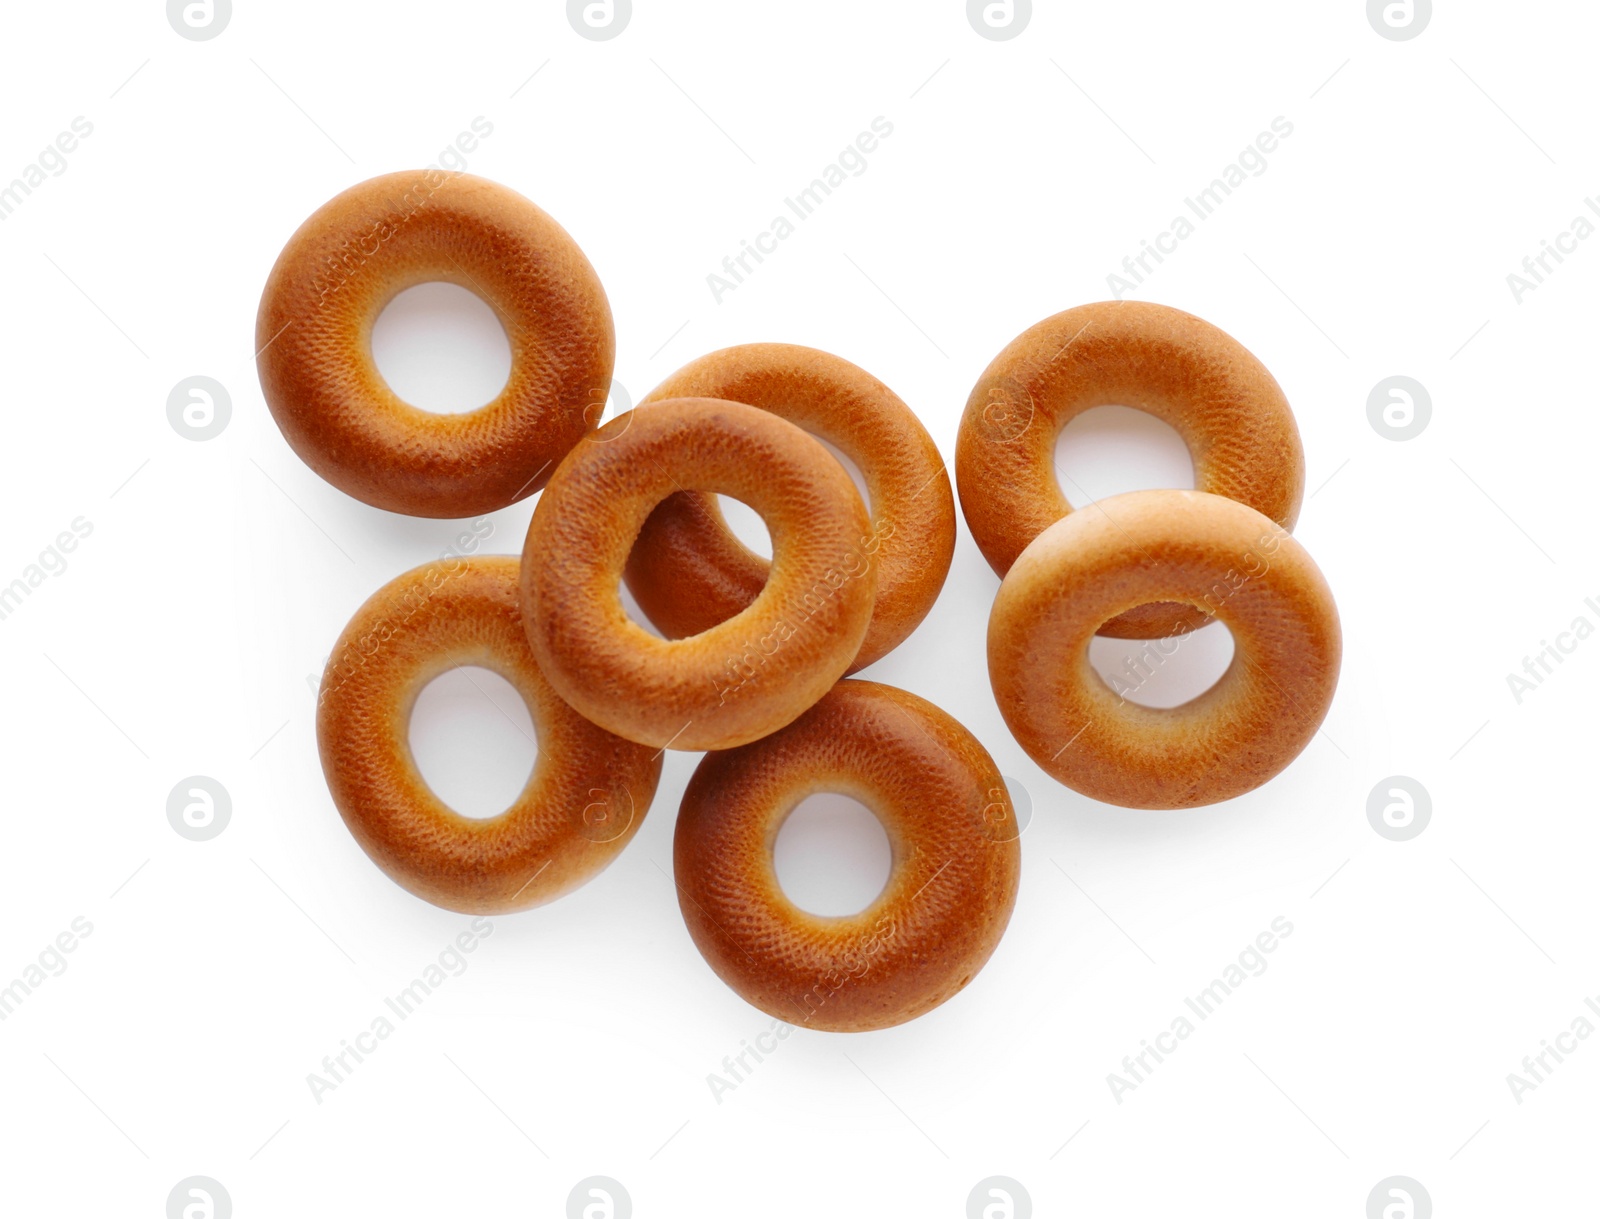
1;1;1594;1215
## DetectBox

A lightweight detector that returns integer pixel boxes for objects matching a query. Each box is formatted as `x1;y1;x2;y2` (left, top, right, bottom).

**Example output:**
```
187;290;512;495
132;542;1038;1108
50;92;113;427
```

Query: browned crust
256;170;614;518
624;343;956;671
674;680;1021;1032
987;489;1340;809
956;300;1304;637
316;556;661;913
520;398;877;752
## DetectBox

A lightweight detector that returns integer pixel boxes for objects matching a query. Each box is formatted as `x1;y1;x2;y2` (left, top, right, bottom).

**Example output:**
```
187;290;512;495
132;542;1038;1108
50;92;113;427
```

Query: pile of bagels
257;170;1340;1033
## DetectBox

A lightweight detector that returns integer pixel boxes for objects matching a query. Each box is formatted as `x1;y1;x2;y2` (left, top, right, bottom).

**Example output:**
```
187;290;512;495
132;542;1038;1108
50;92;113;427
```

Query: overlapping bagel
674;680;1021;1032
988;489;1340;809
624;344;955;671
957;301;1304;638
262;165;1341;1029
521;397;877;752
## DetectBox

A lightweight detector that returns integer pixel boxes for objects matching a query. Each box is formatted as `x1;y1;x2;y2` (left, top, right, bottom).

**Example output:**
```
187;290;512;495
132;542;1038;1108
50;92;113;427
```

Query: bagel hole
715;495;774;561
618;578;667;637
1089;620;1235;709
1054;405;1194;508
712;435;869;564
773;792;892;917
408;666;537;818
814;434;873;516
370;282;512;414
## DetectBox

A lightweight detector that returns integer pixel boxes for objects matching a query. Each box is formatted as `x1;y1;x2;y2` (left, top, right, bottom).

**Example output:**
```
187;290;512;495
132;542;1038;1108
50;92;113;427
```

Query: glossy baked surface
257;170;614;517
521;398;876;752
625;343;955;671
674;680;1021;1032
957;300;1304;638
317;556;660;912
988;489;1340;809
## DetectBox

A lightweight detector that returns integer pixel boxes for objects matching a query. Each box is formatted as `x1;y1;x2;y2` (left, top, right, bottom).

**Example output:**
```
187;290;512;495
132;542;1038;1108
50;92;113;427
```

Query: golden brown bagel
957;300;1304;638
257;170;614;518
988;489;1339;809
521;398;876;752
674;680;1021;1032
317;556;661;913
623;344;955;670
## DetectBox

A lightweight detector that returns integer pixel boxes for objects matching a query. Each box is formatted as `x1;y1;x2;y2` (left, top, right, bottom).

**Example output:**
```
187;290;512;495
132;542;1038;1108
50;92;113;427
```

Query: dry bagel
988;489;1339;809
317;556;661;913
957;300;1303;638
624;343;955;670
257;170;614;518
674;680;1021;1032
520;398;877;752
